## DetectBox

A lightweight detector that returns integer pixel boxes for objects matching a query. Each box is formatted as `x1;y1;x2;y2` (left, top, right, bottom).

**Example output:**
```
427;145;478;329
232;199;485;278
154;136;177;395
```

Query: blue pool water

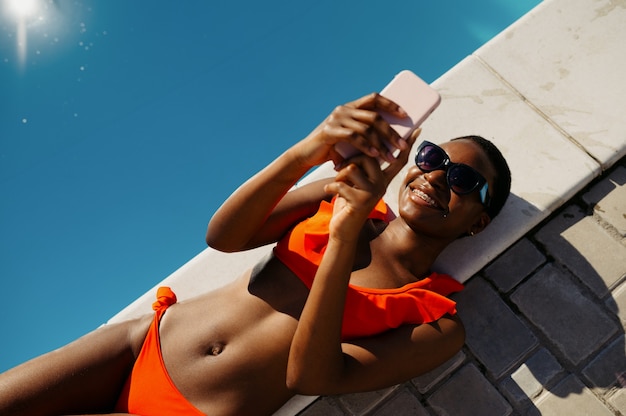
0;0;540;372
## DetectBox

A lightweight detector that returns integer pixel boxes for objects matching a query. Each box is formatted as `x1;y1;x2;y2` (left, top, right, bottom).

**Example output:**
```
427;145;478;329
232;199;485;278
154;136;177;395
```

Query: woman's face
397;139;496;239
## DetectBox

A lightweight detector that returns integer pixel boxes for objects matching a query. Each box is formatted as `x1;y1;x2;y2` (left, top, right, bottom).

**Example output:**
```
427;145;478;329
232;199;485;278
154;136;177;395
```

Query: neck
376;218;453;280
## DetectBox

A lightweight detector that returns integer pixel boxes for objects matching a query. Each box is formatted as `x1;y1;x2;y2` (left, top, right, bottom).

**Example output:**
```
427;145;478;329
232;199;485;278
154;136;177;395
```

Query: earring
470;231;475;236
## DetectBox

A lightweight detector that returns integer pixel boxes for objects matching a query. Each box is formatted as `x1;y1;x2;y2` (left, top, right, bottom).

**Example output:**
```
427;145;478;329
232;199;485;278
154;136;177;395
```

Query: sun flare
4;0;40;19
2;0;45;68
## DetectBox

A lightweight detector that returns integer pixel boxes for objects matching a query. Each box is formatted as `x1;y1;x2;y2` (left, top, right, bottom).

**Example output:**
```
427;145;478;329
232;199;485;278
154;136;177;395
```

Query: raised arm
285;127;463;395
206;93;409;252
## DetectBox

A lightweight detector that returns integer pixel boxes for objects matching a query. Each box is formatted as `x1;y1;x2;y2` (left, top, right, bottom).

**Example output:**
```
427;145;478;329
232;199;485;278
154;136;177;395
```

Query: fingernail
397;138;408;150
334;160;346;171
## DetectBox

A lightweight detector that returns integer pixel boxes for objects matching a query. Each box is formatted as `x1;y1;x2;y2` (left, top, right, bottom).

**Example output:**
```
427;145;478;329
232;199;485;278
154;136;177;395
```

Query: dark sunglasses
415;141;491;208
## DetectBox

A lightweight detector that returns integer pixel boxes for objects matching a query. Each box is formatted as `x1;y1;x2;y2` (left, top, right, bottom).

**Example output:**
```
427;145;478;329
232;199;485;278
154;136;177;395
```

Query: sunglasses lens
417;145;446;171
448;165;479;195
415;142;489;203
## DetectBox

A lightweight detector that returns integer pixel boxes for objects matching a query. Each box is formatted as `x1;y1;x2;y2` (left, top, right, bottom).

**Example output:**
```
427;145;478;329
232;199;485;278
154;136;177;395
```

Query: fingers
330;126;421;194
409;126;423;144
382;128;422;182
333;110;397;161
326;155;386;205
308;92;411;173
335;160;378;191
349;92;408;118
351;93;410;158
327;94;407;162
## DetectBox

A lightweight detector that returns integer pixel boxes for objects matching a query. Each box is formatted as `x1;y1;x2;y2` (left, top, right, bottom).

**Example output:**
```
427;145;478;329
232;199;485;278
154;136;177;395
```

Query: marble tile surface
475;0;626;169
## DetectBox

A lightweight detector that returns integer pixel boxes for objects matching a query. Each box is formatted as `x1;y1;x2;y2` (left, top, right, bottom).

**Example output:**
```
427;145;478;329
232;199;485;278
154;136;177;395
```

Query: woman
0;93;511;416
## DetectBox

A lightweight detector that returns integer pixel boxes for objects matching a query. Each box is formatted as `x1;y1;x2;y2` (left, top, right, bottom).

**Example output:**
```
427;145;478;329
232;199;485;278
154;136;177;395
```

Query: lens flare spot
5;0;39;18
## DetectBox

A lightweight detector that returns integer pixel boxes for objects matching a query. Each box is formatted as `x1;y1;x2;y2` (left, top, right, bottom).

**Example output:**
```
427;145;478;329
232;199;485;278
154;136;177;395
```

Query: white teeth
412;189;440;208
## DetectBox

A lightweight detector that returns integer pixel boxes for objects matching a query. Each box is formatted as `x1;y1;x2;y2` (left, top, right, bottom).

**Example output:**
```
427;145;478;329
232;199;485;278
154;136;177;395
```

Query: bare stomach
156;255;310;416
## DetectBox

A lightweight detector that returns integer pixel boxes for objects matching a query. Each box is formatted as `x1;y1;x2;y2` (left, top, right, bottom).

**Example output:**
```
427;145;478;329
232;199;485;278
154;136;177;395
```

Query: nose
424;169;448;191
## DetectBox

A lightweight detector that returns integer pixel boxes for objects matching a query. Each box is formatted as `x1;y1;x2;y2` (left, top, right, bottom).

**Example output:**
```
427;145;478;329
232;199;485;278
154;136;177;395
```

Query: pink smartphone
335;70;441;159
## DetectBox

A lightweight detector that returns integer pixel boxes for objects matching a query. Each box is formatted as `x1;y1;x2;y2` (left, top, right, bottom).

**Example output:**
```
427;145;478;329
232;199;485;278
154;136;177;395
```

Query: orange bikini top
273;198;464;340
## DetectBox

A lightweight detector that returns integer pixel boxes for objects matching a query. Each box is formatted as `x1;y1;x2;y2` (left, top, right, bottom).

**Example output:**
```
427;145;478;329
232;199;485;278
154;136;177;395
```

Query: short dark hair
451;135;511;219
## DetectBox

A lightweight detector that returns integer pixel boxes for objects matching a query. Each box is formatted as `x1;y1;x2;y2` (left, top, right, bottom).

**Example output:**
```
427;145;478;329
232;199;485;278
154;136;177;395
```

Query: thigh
0;314;152;416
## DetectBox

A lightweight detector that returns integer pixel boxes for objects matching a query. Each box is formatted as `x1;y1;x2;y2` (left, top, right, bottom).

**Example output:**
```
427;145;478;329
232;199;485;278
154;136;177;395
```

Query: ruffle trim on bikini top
273;198;464;339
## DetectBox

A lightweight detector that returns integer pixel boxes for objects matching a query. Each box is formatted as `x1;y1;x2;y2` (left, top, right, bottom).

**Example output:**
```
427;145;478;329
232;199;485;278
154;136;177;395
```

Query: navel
208;342;225;356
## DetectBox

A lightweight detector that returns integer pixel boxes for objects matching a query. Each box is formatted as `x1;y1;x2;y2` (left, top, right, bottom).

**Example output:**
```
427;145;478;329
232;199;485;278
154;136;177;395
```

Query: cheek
404;166;422;182
405;166;422;177
449;190;482;211
449;196;484;227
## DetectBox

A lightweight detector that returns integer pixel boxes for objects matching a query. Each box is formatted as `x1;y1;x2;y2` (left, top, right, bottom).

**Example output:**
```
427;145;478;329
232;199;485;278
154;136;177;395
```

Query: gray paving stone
371;388;429;416
336;386;398;415
535;204;626;297
455;278;538;379
297;397;344;416
484;238;546;293
500;348;565;407
582;165;626;238
411;351;465;394
535;375;614;416
607;281;626;329
427;364;512;416
511;264;619;366
582;334;626;391
499;378;532;414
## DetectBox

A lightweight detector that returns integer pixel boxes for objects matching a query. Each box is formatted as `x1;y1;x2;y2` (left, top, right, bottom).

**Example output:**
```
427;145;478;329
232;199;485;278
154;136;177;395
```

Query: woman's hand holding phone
294;71;440;171
295;93;408;170
334;70;440;164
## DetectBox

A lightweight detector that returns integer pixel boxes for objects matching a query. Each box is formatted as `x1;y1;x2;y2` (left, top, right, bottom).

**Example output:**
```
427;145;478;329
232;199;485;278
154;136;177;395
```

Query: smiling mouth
411;188;445;211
